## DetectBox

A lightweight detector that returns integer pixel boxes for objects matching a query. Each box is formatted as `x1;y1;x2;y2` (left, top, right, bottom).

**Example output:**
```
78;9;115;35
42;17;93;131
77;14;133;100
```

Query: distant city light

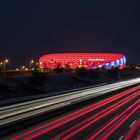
21;66;25;69
40;62;43;65
30;60;34;63
5;59;9;63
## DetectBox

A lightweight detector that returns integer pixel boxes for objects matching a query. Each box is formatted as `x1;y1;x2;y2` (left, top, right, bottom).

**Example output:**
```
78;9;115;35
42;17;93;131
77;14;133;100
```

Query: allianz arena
39;53;126;69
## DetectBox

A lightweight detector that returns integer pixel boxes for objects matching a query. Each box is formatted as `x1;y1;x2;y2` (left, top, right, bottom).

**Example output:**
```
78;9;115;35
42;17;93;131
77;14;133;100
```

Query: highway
0;78;140;128
1;79;139;140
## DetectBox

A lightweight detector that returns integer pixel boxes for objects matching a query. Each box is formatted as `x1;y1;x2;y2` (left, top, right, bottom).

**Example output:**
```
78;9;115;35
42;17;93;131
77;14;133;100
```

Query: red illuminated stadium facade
39;53;126;70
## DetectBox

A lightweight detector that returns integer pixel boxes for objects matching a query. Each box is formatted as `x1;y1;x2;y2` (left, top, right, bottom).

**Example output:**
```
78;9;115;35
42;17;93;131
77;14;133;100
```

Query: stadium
39;53;126;70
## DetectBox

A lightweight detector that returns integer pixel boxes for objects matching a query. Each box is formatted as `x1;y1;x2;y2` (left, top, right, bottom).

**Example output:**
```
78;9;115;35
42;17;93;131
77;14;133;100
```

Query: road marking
129;120;136;128
118;135;124;140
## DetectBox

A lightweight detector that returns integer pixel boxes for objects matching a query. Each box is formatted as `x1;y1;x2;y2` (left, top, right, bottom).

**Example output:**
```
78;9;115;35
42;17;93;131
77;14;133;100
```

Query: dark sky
0;1;140;68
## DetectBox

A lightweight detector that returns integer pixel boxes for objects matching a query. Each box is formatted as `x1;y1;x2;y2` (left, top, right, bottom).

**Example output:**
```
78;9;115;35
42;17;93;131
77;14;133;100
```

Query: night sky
0;1;139;68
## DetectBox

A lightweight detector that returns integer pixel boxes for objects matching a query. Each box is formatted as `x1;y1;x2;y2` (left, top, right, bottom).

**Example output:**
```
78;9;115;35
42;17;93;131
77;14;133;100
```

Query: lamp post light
21;66;25;71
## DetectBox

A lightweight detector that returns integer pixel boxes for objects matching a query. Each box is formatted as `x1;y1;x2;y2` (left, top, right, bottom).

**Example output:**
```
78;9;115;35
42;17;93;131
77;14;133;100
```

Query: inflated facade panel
39;53;126;69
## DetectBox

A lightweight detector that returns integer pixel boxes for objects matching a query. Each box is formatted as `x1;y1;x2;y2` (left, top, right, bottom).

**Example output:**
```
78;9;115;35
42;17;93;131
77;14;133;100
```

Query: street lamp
0;62;3;72
3;59;9;78
29;60;35;76
30;60;34;70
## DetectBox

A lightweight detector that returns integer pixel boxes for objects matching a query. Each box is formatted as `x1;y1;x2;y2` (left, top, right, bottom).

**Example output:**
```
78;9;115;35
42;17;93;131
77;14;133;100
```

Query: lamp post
30;60;34;70
3;59;9;78
0;62;3;72
29;60;34;76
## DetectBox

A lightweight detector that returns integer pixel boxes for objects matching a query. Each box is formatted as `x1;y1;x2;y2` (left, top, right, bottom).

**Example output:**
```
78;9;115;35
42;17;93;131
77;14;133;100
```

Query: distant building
39;53;126;70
